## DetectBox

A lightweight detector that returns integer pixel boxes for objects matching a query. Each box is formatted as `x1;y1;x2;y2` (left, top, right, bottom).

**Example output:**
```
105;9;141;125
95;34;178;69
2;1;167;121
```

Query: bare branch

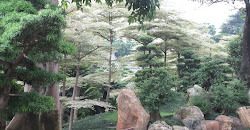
93;31;110;41
0;60;11;66
79;46;102;59
8;94;21;97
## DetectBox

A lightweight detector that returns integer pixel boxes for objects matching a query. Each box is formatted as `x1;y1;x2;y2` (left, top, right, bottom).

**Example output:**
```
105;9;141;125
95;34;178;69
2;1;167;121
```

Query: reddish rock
116;89;150;130
203;120;219;130
236;107;250;128
215;115;233;130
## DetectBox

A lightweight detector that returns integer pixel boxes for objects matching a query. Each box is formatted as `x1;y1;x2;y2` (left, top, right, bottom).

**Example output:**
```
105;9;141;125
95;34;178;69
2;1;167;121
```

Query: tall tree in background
82;3;130;103
63;17;105;130
220;10;245;34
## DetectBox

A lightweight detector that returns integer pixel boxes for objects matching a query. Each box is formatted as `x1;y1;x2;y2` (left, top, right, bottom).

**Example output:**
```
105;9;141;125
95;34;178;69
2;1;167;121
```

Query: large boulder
174;106;204;130
148;121;172;130
236;106;250;128
203;120;219;130
229;116;246;130
116;89;150;130
172;125;189;130
215;115;233;130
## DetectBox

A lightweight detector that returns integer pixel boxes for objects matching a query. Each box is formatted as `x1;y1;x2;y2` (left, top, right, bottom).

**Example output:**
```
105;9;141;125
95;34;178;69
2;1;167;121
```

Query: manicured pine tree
135;35;176;121
176;50;201;92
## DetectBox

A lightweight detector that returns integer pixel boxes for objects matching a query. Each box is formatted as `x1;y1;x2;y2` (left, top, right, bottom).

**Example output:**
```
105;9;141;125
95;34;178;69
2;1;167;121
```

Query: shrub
189;94;213;114
229;79;248;104
211;84;238;113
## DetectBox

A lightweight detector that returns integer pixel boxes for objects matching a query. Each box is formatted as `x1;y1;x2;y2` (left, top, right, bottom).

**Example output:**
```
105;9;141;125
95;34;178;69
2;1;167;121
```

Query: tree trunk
73;64;81;121
0;85;11;130
62;55;67;97
40;62;62;130
177;51;181;59
61;55;67;124
106;12;113;103
177;51;181;76
69;64;80;130
149;110;162;121
6;113;40;130
240;4;250;88
164;48;167;66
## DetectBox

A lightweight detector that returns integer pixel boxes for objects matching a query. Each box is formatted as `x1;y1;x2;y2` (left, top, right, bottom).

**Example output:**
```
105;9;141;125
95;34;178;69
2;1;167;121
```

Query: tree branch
8;94;21;97
80;46;102;59
93;31;110;41
11;26;45;71
0;59;11;66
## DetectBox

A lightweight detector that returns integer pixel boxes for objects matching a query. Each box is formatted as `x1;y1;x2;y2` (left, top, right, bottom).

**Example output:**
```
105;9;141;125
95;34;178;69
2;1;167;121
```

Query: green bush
62;112;117;130
229;79;248;104
189;94;213;114
164;117;184;127
211;84;238;113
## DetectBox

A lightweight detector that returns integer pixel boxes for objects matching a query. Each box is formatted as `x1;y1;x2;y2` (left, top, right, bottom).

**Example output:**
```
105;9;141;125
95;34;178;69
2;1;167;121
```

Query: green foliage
189;95;212;114
136;68;177;112
59;40;77;55
7;92;55;115
113;41;138;57
0;0;67;120
62;112;117;130
0;0;37;15
164;117;184;127
229;79;248;104
211;33;229;43
15;67;65;88
138;35;154;45
210;84;238;113
203;23;216;36
227;34;242;76
191;58;232;90
135;35;176;113
177;50;201;92
66;0;159;24
0;0;66;63
220;10;245;35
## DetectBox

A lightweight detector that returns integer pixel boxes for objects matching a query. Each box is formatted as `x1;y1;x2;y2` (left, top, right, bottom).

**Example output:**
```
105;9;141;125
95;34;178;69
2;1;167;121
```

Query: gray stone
148;121;172;130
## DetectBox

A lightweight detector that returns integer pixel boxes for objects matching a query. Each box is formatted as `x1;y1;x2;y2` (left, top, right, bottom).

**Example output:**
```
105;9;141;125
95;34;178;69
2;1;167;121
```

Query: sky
162;0;245;33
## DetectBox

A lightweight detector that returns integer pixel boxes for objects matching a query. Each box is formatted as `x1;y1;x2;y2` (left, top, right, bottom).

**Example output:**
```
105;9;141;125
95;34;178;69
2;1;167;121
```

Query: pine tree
135;35;176;120
0;0;70;129
176;50;201;92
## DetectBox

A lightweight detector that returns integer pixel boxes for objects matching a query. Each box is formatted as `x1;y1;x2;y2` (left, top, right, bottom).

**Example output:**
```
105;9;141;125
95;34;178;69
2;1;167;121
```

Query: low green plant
229;79;248;104
189;94;213;114
62;112;117;130
164;117;184;127
211;84;238;113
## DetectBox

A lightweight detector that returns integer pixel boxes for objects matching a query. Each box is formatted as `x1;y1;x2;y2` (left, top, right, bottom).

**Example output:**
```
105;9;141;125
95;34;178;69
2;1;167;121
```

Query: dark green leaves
7;92;55;115
68;0;159;24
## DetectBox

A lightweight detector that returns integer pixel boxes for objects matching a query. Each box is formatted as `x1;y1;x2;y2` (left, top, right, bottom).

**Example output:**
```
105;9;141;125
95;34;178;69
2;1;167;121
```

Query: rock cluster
116;89;250;130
